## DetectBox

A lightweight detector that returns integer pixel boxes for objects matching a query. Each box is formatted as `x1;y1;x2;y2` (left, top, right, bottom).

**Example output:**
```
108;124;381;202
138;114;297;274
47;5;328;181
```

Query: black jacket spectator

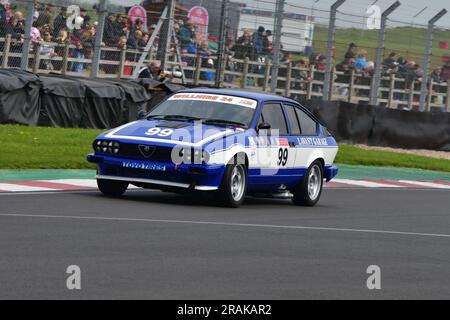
0;4;7;37
233;30;252;60
53;9;67;39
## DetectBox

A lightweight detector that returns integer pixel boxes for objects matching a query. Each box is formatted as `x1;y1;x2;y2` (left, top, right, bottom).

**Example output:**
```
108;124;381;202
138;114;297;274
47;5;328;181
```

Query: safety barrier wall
302;99;450;151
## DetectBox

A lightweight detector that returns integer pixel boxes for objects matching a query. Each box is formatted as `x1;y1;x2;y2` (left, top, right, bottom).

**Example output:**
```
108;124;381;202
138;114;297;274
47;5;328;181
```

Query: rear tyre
218;157;248;208
292;161;323;206
97;179;128;197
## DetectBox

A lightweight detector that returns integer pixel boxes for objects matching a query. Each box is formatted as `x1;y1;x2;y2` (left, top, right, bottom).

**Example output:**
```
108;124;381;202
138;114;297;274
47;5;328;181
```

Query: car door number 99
278;148;288;166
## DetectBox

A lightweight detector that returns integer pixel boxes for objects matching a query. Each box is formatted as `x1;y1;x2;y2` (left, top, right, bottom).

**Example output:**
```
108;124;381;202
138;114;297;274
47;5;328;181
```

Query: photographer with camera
138;60;181;83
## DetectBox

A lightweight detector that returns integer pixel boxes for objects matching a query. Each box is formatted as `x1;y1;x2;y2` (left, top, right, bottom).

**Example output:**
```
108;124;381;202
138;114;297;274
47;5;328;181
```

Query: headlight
93;140;120;155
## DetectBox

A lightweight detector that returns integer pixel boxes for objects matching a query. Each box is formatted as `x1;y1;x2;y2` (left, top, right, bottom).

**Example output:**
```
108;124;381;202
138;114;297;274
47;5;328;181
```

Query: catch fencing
1;0;450;112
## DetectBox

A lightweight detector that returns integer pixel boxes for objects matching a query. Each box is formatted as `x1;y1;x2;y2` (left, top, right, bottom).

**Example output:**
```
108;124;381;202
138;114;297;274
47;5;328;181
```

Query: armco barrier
302;99;450;152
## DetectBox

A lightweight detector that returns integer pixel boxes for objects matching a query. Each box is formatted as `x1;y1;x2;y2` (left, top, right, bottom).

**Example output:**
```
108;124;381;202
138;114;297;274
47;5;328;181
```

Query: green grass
1;124;450;172
0;125;102;169
304;26;450;70
336;144;450;173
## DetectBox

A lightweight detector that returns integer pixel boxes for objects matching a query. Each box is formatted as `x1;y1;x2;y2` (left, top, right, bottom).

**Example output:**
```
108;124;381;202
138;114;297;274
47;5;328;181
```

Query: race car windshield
147;93;258;128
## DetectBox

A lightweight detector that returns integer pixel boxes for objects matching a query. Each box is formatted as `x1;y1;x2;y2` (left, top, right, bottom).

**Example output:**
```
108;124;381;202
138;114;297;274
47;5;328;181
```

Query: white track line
398;180;450;189
0;183;57;192
0;213;450;239
0;189;156;196
332;178;402;188
41;179;99;188
42;179;140;189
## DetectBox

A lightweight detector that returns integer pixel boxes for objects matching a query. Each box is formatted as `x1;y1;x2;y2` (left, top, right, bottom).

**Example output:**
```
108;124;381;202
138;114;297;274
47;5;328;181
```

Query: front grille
117;143;174;162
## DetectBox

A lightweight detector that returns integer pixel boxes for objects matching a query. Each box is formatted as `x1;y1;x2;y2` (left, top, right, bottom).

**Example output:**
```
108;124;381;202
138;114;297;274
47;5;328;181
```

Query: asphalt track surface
1;187;449;299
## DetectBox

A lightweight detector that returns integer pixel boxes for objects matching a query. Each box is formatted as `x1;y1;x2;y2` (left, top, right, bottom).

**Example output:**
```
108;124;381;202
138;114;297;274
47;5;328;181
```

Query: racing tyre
218;157;248;208
292;161;323;207
97;179;128;197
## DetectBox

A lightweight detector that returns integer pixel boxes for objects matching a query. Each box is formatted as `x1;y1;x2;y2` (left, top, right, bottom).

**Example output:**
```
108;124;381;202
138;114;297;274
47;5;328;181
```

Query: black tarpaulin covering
301;99;450;151
37;75;126;129
38;75;154;128
103;79;152;121
0;69;41;125
76;77;126;129
38;75;86;127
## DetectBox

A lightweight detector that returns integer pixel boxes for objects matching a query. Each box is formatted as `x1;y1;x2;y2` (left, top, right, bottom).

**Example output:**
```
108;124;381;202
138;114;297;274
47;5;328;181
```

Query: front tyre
97;179;128;197
218;160;248;208
292;161;323;206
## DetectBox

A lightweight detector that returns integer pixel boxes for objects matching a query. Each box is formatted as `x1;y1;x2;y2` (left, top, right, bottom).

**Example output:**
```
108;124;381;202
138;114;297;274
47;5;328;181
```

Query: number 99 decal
145;127;174;137
278;148;288;166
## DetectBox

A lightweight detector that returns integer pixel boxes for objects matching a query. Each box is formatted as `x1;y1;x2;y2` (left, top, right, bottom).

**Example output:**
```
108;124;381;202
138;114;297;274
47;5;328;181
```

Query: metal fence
1;0;450;112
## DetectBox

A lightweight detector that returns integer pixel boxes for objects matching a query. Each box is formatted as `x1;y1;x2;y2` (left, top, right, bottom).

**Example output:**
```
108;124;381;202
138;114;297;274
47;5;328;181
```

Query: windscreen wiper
147;115;202;121
202;119;247;128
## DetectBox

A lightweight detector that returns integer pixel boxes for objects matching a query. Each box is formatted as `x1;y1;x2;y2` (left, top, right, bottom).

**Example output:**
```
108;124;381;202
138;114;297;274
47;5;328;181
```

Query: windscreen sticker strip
169;93;258;109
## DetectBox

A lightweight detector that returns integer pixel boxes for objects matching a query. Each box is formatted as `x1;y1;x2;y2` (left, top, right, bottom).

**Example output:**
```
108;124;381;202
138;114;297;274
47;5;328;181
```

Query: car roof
177;88;301;105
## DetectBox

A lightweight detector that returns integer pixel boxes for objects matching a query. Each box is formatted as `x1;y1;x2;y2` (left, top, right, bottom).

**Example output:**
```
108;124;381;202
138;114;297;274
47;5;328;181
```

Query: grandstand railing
1;35;449;112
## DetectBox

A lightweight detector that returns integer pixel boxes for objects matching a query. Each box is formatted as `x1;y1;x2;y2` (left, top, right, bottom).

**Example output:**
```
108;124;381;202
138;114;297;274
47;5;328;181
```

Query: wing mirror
137;111;147;120
257;122;271;131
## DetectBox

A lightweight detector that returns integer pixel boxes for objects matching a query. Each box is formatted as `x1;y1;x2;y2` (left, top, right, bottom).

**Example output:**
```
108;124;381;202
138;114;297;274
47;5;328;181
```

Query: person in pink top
30;20;43;52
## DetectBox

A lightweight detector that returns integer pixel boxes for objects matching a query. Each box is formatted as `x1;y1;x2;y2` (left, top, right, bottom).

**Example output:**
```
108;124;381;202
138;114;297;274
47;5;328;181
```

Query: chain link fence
1;0;450;112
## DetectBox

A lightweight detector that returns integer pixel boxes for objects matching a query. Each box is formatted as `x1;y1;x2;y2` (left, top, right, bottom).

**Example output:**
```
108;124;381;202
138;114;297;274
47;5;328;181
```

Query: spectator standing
233;29;252;60
431;67;444;83
441;61;450;82
35;4;53;29
112;14;128;43
178;22;195;51
198;40;214;81
354;50;369;71
69;17;85;73
262;30;272;56
0;3;7;37
30;20;43;53
344;43;357;61
383;52;397;69
292;58;310;91
40;30;57;70
12;11;25;36
103;14;116;46
130;18;144;37
53;7;67;39
252;26;265;61
81;23;96;60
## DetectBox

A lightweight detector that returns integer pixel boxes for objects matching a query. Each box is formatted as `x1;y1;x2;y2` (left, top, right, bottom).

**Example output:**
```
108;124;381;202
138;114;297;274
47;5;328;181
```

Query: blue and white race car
87;89;338;207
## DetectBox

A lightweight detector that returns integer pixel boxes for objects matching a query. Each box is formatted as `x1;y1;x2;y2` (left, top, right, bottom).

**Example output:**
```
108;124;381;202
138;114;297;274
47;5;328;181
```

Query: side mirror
137;111;147;120
257;122;271;131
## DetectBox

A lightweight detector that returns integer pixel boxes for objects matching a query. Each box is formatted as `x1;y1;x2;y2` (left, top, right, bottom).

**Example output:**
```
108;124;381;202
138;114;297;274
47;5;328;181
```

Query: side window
260;103;288;135
283;105;301;135
295;108;318;135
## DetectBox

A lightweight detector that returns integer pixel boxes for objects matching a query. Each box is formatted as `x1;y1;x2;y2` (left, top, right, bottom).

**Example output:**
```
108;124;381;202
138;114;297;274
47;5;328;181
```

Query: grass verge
335;144;450;173
1;125;449;172
0;125;102;169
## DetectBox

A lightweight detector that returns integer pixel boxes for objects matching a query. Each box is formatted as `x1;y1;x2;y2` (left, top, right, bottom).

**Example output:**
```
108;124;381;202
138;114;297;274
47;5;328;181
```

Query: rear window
283;105;301;135
295;108;318;135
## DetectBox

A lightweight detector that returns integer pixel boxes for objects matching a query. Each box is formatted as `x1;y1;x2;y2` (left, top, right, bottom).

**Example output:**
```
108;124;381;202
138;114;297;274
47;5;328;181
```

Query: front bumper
87;154;225;191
